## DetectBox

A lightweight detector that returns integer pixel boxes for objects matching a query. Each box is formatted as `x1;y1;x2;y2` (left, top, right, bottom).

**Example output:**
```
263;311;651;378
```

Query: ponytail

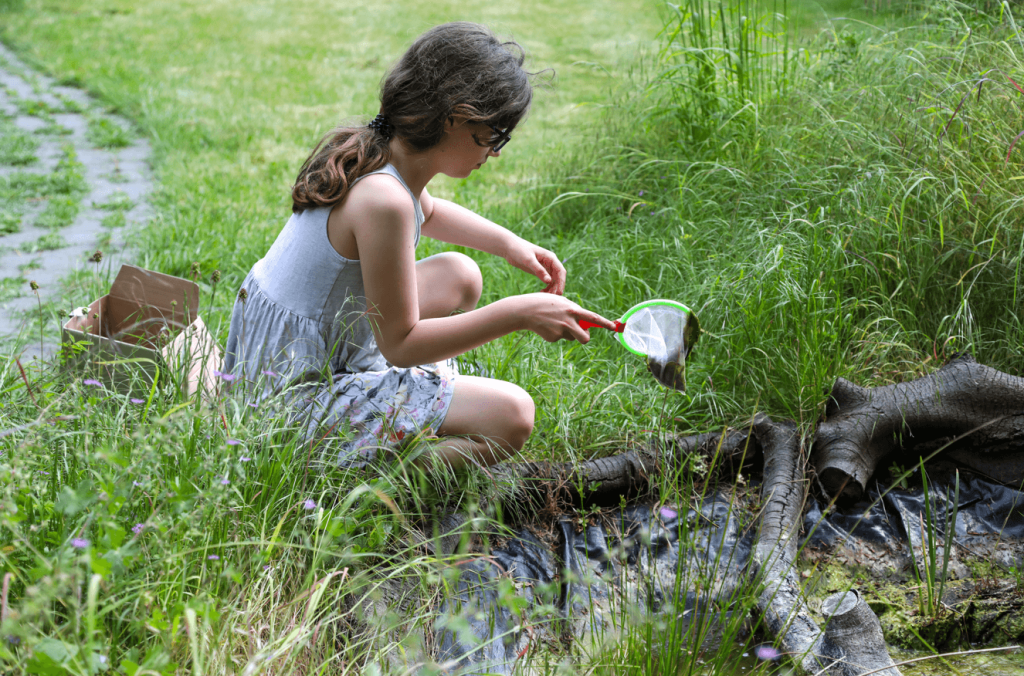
290;125;391;213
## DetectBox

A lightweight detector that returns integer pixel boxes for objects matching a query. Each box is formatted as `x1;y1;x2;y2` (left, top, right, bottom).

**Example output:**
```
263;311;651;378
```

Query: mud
0;41;151;359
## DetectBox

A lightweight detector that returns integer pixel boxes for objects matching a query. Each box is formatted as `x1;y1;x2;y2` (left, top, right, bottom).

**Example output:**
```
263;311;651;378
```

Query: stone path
0;41;151;359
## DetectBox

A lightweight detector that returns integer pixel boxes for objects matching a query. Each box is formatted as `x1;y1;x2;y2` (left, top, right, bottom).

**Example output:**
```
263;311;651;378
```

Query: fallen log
751;414;901;675
812;353;1024;501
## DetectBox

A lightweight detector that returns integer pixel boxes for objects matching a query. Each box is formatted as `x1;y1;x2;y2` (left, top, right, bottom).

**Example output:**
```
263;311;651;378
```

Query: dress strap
350;164;424;245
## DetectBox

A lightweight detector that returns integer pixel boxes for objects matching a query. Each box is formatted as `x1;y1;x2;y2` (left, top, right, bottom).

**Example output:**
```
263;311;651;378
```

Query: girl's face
433;119;502;179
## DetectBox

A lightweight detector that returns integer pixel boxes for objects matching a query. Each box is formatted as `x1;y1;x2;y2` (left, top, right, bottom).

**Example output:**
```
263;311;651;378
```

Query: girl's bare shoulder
327;173;418;258
340;172;417;224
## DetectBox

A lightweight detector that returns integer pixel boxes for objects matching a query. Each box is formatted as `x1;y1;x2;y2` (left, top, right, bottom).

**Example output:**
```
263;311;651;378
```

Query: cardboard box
61;264;222;400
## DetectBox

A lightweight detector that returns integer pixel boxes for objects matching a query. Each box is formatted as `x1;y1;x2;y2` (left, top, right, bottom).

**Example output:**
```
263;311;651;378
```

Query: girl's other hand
519;293;615;343
504;237;566;295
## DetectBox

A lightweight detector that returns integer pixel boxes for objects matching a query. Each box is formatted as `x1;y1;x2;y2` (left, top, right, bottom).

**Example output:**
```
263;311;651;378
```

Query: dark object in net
812;352;1024;502
645;307;701;391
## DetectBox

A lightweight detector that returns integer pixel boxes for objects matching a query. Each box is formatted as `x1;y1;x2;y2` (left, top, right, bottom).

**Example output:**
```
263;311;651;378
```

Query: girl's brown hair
291;22;536;212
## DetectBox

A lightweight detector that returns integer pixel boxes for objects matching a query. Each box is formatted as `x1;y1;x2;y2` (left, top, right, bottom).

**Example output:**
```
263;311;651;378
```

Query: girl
224;22;614;469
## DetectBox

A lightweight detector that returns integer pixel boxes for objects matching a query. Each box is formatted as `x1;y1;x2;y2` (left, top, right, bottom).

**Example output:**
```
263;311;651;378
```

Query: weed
0;121;38;165
0;209;19;235
906;464;961;618
35;196;80;229
20;230;67;252
93;191;133;211
100;211;126;229
54;93;85;113
86;116;131;149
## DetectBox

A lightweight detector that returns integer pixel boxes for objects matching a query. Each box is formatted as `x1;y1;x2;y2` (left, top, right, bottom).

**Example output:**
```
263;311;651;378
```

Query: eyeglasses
487;124;512;152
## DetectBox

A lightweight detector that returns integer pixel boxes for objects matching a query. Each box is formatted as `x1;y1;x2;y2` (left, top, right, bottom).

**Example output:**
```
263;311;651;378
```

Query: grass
85;116;131;149
93;191;133;212
0;208;20;235
0;120;39;165
20;229;67;252
35;196;80;229
2;0;1024;673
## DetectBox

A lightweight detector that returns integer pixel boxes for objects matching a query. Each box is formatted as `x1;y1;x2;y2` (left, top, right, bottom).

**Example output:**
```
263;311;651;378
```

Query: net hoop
615;299;693;357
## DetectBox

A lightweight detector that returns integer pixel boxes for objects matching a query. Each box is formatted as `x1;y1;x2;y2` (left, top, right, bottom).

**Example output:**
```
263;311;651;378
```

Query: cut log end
818;467;866;502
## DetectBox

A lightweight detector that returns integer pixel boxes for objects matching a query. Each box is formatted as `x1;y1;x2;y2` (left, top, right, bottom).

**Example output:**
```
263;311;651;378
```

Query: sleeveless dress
223;164;457;466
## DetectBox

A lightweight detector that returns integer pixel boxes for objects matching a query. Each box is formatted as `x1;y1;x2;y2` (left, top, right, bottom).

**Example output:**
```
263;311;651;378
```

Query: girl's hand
504;237;566;295
519;293;616;343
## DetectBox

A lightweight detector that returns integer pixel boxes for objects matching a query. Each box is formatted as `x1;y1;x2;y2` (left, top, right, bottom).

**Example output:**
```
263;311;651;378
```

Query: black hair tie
368;113;394;141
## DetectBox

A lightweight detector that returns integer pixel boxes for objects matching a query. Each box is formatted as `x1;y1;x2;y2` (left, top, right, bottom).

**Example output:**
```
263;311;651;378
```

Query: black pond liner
804;471;1024;565
431;472;1024;675
433;496;755;674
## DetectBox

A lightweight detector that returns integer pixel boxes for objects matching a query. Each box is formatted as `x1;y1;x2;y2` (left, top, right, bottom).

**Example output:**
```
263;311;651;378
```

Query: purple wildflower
83;378;102;387
132;523;145;535
659;507;678;520
226;438;241;446
638;190;644;196
754;645;780;661
132;480;142;487
240;456;251;462
247;402;258;409
261;369;278;377
263;564;272;571
208;554;220;560
220;476;230;486
39;470;49;475
130;398;145;405
71;538;90;549
213;370;237;382
303;499;316;510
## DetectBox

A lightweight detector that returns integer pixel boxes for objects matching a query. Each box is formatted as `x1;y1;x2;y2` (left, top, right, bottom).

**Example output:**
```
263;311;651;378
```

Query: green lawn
0;0;665;277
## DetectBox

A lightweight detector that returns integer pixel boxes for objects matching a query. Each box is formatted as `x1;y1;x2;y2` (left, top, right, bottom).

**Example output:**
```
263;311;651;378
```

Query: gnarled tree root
751;414;901;675
812;352;1024;501
497;427;757;513
815;591;902;676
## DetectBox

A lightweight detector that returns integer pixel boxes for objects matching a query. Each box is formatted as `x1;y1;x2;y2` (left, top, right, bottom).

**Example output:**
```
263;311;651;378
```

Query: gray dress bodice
223;163;424;384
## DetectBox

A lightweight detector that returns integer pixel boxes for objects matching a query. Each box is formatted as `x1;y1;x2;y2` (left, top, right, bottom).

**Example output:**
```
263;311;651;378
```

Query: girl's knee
505;386;535;451
446;252;482;311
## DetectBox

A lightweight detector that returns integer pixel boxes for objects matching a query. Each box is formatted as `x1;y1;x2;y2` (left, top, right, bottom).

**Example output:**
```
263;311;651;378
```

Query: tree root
752;414;901;675
497;427;757;514
812;352;1024;501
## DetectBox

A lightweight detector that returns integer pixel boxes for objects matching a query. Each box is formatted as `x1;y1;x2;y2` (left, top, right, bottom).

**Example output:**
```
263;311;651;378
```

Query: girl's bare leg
416;252;482;318
414;252;535;469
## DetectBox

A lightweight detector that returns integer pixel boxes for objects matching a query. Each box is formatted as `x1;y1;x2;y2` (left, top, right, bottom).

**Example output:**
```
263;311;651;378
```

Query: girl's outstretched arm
420;190;566;295
347;177;612;368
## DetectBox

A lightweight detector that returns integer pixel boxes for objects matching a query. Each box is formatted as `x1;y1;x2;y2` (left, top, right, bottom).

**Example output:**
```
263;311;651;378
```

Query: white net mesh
621;304;689;359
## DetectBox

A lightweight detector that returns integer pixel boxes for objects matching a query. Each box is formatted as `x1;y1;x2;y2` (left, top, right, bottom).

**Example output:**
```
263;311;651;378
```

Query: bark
812;352;1024;501
749;414;823;670
497;427;758;511
750;415;901;675
815;591;902;676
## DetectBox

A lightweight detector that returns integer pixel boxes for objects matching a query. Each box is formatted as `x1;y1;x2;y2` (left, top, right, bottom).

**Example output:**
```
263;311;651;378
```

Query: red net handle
579;320;625;333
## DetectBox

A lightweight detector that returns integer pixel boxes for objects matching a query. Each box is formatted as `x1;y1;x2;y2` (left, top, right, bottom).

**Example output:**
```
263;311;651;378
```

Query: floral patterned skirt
286;360;458;467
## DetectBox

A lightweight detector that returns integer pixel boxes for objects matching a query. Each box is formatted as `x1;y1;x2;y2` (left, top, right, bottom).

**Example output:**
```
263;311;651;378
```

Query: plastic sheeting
430;470;1024;674
803;470;1024;576
433;496;752;675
